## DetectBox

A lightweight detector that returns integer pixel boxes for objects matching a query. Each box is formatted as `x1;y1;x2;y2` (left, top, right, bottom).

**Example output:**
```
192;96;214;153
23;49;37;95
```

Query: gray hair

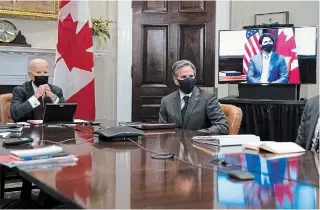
172;60;196;76
28;59;48;72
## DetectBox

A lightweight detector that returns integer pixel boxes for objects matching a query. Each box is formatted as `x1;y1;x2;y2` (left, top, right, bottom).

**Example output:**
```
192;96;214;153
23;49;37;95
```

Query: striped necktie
181;96;189;122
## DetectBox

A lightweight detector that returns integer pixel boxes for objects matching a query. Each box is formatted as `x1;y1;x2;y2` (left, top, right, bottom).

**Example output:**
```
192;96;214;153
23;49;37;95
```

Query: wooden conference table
2;123;319;209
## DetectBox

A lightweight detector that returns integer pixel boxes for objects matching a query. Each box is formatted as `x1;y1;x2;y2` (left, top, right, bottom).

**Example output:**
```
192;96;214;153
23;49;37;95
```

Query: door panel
179;1;206;12
143;1;168;13
179;25;204;85
132;1;216;122
143;26;168;86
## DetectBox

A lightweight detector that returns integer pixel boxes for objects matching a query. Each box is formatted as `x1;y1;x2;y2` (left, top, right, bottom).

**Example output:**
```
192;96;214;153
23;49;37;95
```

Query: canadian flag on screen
53;0;95;121
275;28;300;83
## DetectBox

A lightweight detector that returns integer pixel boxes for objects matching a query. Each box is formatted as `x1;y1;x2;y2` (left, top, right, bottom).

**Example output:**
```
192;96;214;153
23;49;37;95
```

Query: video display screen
218;27;317;84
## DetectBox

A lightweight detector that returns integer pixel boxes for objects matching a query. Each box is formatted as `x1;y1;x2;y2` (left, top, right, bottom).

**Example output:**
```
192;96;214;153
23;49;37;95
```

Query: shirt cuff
28;96;41;108
53;95;59;104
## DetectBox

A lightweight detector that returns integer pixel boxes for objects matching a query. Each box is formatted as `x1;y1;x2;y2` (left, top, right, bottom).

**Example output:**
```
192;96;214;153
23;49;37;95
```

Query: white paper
6;156;78;168
0;132;10;137
193;135;260;147
11;145;63;158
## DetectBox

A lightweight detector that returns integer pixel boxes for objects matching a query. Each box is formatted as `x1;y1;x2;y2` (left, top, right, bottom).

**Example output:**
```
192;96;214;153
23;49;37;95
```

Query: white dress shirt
28;82;59;108
312;116;320;149
179;90;192;110
260;52;272;83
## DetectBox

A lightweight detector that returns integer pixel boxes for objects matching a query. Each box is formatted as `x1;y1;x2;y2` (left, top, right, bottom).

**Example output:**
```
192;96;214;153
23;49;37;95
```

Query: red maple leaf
276;30;298;61
56;14;94;72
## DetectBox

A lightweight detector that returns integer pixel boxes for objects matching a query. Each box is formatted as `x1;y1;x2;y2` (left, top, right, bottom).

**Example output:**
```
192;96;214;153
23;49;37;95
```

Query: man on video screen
247;34;288;84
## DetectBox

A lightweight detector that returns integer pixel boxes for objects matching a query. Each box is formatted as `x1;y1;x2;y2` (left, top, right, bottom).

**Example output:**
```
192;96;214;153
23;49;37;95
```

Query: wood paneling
143;26;168;86
179;25;204;86
143;1;167;13
179;1;206;12
132;1;216;122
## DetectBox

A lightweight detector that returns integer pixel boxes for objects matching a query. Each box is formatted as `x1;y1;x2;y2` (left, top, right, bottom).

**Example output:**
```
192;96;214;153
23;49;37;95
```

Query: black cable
61;124;94;135
126;138;174;159
126;138;319;186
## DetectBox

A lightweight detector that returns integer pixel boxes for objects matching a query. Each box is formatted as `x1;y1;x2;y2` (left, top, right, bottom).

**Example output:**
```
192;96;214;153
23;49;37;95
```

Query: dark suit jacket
159;87;228;135
247;52;288;83
296;95;319;150
10;81;65;122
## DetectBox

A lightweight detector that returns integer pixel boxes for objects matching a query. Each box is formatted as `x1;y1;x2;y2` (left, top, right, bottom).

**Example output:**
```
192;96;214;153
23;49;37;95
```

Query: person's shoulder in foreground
295;95;319;150
10;58;66;122
159;59;228;135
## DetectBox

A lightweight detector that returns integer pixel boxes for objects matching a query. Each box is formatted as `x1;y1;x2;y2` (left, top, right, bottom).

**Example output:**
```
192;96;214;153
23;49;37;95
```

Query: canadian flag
275;28;300;83
53;0;95;121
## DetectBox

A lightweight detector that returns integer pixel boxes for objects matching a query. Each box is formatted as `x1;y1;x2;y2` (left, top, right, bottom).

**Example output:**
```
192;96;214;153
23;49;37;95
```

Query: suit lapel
173;91;182;127
26;81;35;119
182;87;200;128
26;81;35;99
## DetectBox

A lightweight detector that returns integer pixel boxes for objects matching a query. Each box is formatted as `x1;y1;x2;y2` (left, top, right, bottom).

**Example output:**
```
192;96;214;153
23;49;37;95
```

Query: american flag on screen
243;30;262;74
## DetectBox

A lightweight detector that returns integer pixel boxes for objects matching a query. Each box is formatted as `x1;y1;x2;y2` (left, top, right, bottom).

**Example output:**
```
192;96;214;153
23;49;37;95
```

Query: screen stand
238;84;300;100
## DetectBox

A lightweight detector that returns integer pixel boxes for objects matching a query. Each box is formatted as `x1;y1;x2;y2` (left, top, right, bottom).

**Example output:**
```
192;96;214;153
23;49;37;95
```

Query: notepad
243;141;305;154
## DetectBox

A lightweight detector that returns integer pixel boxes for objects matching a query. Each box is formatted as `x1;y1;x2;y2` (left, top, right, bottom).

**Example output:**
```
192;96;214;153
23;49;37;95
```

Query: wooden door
132;1;216;122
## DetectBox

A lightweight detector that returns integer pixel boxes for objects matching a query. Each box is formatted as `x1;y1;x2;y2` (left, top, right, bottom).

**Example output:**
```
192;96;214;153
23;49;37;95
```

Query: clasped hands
34;84;55;100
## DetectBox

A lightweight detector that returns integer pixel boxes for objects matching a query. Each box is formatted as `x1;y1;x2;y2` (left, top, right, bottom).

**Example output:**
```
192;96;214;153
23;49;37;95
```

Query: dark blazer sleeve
204;93;228;135
54;86;66;103
10;86;34;122
296;101;309;148
159;98;168;123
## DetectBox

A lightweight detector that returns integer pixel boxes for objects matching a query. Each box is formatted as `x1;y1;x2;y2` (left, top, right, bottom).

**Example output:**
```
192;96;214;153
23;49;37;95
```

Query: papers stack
0;145;78;169
0;124;23;133
27;119;88;125
243;141;305;154
192;135;260;147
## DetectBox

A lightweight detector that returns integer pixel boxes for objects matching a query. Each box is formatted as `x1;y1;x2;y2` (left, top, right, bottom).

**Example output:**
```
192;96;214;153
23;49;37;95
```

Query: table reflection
16;127;320;209
215;153;319;209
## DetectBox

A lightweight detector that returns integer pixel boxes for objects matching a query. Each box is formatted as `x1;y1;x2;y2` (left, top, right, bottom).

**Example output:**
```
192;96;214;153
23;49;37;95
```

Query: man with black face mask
10;59;65;122
247;34;288;84
159;60;228;134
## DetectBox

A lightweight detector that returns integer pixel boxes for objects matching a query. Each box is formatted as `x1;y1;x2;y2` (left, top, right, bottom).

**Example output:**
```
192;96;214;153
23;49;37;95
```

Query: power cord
40;137;95;145
61;124;95;135
126;138;174;159
125;138;318;186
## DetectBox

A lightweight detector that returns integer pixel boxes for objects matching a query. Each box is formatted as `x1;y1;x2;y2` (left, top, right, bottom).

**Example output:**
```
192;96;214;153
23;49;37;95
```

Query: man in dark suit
296;95;319;152
247;34;288;84
159;60;228;134
10;59;65;122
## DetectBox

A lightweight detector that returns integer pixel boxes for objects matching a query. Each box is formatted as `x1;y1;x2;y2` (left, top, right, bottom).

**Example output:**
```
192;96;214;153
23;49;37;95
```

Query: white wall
229;0;319;98
215;0;231;98
116;0;132;122
0;1;118;121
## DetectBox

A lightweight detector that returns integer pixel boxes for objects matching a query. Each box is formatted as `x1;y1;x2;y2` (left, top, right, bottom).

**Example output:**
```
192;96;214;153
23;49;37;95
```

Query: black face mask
177;77;196;94
262;43;274;53
33;75;48;86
